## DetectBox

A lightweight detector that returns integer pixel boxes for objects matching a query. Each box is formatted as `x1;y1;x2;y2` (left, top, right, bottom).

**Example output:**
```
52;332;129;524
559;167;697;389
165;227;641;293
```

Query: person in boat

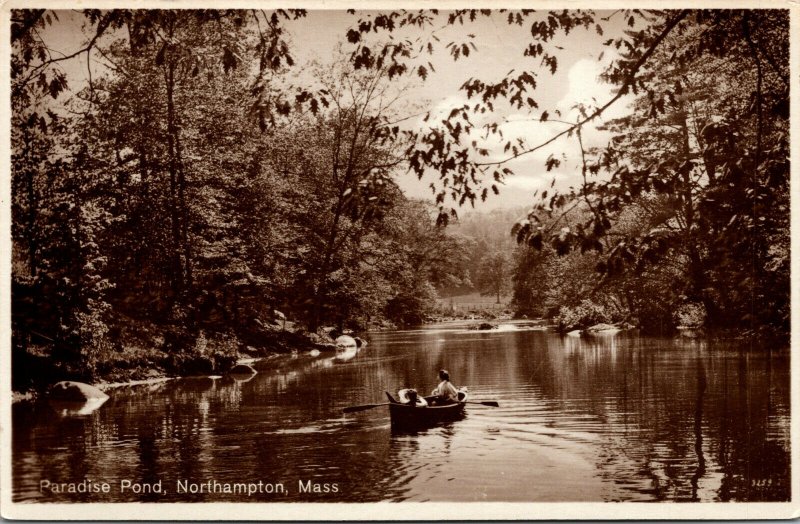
431;369;459;404
399;388;428;407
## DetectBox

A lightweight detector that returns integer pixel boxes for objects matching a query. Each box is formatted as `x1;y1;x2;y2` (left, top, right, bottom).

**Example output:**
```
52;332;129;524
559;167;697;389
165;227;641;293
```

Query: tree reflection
523;333;789;501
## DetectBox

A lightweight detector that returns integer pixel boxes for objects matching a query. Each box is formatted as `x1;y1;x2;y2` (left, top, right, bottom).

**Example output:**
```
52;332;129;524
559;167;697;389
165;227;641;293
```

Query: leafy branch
475;9;690;167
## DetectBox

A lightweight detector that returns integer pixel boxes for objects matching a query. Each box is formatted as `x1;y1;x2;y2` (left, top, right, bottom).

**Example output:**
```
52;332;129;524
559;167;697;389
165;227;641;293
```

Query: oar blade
465;400;500;407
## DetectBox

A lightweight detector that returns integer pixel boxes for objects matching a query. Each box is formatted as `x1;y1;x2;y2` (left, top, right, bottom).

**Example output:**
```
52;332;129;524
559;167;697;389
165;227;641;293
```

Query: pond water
13;321;790;502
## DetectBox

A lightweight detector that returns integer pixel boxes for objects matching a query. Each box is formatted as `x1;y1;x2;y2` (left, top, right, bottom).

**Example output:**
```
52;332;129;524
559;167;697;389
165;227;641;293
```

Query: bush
555;299;614;331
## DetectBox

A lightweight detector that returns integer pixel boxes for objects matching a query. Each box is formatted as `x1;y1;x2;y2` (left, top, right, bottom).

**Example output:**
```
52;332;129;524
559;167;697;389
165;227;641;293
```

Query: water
13;321;790;502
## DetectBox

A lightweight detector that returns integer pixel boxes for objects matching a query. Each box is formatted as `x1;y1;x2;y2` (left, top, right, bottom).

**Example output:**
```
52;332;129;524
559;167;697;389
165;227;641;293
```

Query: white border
1;1;798;520
3;501;800;520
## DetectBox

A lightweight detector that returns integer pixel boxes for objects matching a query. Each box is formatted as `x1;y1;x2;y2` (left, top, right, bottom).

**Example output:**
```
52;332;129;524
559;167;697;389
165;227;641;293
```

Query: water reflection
13;322;789;502
48;398;109;418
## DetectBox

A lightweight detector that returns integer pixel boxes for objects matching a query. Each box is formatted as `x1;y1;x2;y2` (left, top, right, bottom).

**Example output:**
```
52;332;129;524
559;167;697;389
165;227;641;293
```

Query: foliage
11;11;478;381
555;299;617;332
675;302;707;329
506;11;788;335
335;8;788;335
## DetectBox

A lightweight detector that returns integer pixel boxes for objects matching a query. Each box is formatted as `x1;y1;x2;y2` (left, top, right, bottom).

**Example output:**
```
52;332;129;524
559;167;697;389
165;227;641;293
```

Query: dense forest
508;11;789;336
11;9;789;389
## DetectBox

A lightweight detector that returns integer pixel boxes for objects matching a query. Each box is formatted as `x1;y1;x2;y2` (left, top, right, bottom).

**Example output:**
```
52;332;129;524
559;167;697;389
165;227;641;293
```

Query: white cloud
556;58;632;122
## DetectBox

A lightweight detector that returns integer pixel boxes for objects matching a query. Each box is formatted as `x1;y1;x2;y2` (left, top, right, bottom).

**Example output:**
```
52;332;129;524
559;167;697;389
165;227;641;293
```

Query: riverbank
11;325;339;401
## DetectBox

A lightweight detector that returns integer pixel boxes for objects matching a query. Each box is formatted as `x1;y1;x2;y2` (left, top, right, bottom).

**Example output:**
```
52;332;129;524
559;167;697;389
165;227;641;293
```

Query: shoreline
11;355;275;403
11;325;343;402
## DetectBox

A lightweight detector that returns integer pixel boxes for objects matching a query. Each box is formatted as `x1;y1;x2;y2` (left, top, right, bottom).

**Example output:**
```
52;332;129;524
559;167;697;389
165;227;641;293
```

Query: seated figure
398;388;428;407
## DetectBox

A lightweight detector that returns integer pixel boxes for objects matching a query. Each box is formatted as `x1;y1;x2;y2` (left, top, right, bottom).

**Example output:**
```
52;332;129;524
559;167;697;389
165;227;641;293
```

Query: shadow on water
12;322;790;502
390;415;467;437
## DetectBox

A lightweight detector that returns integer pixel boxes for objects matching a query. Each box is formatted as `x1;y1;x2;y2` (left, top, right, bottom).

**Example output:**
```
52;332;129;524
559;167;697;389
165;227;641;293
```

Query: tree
11;9;313;376
261;60;412;329
475;251;511;304
381;199;473;326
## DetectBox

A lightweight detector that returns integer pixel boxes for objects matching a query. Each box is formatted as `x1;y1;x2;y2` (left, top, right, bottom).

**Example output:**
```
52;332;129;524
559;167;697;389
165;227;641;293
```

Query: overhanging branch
475;9;690;167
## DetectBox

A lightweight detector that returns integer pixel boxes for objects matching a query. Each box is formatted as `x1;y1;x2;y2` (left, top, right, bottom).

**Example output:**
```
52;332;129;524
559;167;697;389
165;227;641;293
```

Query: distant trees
382;200;473;325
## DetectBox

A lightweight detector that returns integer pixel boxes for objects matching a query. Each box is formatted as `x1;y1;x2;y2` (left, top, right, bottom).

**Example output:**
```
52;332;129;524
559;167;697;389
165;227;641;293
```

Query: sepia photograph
3;3;795;520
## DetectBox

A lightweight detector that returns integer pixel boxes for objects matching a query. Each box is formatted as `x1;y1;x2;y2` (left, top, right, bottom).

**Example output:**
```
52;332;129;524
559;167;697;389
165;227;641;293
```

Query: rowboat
385;388;468;428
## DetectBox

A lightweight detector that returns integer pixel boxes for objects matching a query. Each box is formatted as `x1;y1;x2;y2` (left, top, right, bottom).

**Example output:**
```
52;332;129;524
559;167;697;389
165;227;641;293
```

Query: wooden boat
385;388;468;428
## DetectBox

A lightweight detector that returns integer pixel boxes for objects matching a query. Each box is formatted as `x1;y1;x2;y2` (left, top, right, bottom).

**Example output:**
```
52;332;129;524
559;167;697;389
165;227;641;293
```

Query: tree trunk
165;60;183;299
175;116;192;291
24;139;37;277
679;109;706;304
309;196;345;331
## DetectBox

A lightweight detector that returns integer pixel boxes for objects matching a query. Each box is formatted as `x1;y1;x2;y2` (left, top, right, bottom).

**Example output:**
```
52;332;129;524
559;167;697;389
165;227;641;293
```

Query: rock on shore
48;381;109;402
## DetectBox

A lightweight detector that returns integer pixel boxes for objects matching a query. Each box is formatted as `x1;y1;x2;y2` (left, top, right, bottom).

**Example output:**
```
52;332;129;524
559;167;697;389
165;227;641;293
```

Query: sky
42;9;632;212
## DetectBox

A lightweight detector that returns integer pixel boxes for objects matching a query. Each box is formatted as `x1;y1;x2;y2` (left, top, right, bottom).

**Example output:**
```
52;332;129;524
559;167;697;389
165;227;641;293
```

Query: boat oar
343;402;391;414
344;399;499;413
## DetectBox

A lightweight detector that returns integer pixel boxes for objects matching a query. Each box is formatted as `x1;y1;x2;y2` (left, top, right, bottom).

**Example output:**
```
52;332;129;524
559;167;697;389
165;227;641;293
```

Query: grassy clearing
433;292;513;320
436;292;511;309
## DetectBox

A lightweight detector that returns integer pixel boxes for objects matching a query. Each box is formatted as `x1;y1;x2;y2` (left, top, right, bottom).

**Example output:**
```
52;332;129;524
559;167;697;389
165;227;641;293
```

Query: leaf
528;232;543;250
48;77;63;99
347;29;361;43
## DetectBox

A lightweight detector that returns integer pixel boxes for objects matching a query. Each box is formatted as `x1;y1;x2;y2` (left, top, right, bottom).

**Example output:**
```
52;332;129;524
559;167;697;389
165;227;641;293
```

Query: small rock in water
309;349;321;357
469;322;497;331
586;323;620;333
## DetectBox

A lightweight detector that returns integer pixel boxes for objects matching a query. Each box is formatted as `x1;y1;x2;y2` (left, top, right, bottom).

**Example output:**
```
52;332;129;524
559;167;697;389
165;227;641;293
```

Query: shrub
555;299;614;331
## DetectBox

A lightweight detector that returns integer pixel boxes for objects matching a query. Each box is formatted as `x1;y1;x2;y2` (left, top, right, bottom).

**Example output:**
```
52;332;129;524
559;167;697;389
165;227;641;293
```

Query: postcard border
1;0;798;520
